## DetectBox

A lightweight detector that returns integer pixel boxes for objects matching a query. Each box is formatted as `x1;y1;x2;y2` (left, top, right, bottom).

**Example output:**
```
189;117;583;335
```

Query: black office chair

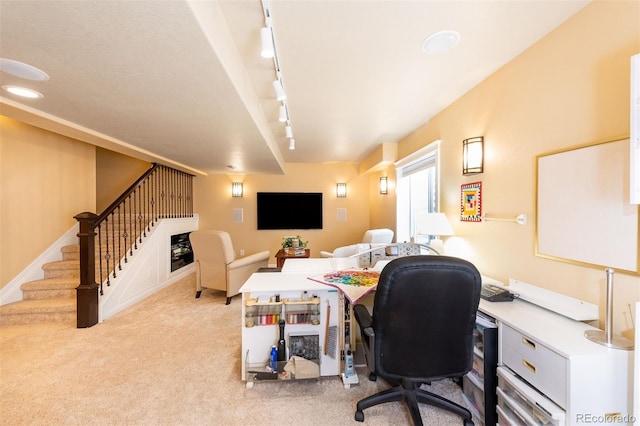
353;255;481;426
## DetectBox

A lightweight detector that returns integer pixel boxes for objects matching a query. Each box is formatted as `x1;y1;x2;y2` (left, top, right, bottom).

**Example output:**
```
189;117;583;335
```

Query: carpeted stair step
61;245;79;261
42;260;80;279
0;299;76;326
20;278;79;300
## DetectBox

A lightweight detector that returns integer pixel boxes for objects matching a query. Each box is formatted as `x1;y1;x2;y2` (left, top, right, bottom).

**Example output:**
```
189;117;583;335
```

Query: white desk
240;258;634;425
479;298;633;425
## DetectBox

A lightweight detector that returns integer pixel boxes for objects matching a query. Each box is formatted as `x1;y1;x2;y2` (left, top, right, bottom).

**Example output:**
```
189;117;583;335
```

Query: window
395;141;440;244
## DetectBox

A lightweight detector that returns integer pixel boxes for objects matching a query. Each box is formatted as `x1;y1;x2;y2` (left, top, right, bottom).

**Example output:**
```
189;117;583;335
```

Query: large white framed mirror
536;136;639;275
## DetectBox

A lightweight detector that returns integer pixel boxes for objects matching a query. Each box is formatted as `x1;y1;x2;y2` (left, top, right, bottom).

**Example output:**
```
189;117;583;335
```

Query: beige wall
0;116;96;288
96;147;151;213
193;162;371;258
368;167;397;232
389;0;640;336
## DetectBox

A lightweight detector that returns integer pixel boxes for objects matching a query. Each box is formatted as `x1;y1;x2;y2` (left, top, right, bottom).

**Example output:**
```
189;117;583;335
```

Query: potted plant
281;235;308;253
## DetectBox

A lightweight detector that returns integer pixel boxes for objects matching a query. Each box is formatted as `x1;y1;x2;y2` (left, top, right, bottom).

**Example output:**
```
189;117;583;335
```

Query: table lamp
417;213;454;255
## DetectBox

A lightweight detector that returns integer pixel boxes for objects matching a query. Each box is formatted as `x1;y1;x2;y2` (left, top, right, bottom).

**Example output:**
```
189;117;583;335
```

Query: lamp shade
419;213;454;236
336;183;347;198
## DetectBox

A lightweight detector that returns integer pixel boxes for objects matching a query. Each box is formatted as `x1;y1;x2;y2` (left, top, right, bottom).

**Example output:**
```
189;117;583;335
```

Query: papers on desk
308;269;380;304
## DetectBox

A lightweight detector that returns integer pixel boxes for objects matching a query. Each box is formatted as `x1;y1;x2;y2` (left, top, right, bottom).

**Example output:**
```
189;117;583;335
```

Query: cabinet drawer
497;367;565;426
501;324;567;408
462;375;485;419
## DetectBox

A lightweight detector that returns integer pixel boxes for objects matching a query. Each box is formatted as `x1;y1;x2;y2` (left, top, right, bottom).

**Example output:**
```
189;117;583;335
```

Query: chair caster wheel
368;372;377;381
355;411;364;422
246;381;254;389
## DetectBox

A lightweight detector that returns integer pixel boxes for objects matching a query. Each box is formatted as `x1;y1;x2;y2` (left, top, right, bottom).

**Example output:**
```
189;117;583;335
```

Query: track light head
260;27;274;59
272;79;286;101
278;105;287;122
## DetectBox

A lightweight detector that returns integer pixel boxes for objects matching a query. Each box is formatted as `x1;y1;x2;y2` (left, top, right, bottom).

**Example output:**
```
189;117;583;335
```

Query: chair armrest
319;250;334;258
353;304;372;330
228;251;270;269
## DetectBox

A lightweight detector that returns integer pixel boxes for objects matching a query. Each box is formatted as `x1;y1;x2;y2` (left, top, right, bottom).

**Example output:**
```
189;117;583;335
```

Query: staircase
0;245;79;326
1;163;194;328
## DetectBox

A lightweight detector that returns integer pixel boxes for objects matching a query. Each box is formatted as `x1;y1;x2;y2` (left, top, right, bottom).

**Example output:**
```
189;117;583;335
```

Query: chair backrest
372;255;481;382
189;230;236;287
362;228;394;244
189;230;236;262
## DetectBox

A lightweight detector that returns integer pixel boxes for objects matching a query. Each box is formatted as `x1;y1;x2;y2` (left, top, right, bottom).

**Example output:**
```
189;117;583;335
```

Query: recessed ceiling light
422;30;460;54
1;85;43;99
0;58;49;81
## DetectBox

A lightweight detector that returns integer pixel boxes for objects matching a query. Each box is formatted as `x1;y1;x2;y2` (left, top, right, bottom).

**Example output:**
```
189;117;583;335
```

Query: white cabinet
480;299;633;426
240;271;341;384
501;324;568;408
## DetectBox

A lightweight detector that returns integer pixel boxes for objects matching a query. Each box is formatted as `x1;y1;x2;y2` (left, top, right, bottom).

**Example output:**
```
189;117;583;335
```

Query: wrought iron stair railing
75;163;194;328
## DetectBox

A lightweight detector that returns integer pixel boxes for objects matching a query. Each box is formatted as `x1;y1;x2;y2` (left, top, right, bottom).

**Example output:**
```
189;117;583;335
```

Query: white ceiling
0;0;590;175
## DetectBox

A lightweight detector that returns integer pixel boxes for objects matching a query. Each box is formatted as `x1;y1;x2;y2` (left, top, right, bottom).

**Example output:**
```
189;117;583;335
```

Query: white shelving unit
240;270;341;386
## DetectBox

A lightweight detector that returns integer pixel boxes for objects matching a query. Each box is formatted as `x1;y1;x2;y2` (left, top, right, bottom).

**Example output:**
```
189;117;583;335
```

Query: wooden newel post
74;212;99;328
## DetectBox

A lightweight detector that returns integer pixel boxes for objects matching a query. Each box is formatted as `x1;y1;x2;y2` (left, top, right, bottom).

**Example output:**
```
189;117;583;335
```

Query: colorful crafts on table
308;269;380;304
321;270;379;287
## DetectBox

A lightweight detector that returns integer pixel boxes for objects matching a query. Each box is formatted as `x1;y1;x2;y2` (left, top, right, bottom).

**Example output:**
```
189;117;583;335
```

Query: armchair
361;228;394;244
320;228;394;257
188;230;269;305
353;255;481;425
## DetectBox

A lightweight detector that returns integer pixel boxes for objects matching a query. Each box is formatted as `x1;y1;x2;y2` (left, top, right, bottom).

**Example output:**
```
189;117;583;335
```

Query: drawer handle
522;359;536;373
521;336;536;350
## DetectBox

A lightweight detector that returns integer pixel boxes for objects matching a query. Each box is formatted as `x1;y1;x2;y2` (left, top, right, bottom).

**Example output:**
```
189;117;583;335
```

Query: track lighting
262;0;296;149
272;79;286;101
278;105;287;122
260;27;274;59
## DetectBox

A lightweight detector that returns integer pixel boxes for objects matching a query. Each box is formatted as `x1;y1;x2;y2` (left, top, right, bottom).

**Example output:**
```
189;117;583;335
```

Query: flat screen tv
257;192;323;230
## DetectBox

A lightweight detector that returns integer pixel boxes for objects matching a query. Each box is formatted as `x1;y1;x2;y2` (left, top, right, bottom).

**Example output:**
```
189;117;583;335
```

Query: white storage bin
497;367;565;426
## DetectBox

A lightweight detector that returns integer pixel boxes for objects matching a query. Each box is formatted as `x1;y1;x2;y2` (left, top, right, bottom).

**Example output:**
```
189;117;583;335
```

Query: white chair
320;229;394;258
189;230;269;304
361;228;394;244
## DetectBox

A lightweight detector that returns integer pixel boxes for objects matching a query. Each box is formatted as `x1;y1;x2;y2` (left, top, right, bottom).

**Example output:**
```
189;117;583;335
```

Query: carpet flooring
1;273;477;425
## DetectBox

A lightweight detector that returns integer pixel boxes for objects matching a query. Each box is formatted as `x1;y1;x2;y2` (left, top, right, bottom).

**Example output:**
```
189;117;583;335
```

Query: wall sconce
336;183;347;198
232;182;243;197
463;136;484;175
379;177;388;195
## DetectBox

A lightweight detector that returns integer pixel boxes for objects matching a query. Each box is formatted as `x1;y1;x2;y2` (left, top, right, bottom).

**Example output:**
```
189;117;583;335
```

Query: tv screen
257;192;323;230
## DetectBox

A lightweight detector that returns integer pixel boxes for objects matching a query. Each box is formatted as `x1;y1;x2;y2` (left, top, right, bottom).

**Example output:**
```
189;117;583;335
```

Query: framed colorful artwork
460;182;482;222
